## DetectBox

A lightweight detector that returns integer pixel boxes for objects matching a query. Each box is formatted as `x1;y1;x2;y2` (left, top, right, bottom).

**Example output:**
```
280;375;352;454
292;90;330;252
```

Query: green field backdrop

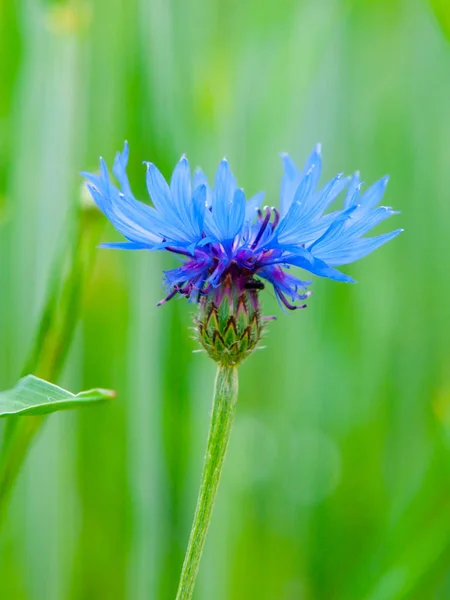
1;0;450;598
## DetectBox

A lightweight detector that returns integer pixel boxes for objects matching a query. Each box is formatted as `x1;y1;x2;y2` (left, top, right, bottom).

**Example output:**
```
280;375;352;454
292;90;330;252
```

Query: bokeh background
1;0;450;598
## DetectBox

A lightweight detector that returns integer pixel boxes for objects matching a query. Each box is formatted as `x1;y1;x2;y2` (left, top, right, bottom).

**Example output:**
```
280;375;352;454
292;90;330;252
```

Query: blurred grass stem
175;365;238;600
0;206;102;523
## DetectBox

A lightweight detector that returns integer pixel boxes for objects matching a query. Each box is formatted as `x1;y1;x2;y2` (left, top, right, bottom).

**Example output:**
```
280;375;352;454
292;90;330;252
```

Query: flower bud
196;273;266;366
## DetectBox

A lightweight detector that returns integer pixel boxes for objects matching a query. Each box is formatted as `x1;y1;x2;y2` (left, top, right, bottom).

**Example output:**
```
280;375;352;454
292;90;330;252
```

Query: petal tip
99;158;109;179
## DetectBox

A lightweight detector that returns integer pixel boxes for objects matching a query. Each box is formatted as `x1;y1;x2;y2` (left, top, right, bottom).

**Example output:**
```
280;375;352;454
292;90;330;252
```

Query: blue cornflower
83;142;402;311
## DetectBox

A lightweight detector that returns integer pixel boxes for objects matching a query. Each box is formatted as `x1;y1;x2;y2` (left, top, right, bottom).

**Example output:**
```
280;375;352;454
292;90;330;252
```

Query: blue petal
144;161;203;244
207;159;241;241
273;167;320;244
144;162;180;223
213;159;237;230
358;176;389;212
191;184;207;234
100;241;151;250
308;206;359;253
81;173;110;213
193;167;213;207
344;172;361;209
279;144;322;217
305;174;348;219
228;188;246;239
322;229;404;266
310;206;399;264
86;175;162;246
112;141;134;198
170;156;192;223
344;205;398;238
282;250;356;283
280;153;300;217
202;206;222;241
286;175;348;244
85;153;204;248
299;144;322;190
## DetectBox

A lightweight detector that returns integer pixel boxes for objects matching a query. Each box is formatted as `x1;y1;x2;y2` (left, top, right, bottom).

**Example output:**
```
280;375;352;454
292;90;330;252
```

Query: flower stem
175;365;238;600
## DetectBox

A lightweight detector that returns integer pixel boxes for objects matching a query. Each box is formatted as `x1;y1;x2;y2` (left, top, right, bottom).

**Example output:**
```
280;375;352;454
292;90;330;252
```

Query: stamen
296;290;312;301
271;207;280;230
276;289;308;310
251;206;271;249
157;281;198;305
157;288;178;306
199;283;213;296
179;283;194;298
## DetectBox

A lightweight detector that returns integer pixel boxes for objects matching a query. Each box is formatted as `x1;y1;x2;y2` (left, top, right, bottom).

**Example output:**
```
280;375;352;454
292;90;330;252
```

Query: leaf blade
0;375;115;417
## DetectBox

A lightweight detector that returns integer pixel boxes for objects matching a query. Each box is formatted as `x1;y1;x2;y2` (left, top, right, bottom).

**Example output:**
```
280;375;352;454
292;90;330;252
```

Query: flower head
83;142;401;365
83;141;402;311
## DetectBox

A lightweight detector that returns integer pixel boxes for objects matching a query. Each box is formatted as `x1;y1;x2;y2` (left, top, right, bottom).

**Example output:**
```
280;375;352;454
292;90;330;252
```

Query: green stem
0;206;102;523
0;416;45;515
175;365;238;600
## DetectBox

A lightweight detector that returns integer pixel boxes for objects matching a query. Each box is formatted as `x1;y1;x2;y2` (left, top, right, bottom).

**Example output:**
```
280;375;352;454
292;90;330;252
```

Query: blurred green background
1;0;450;598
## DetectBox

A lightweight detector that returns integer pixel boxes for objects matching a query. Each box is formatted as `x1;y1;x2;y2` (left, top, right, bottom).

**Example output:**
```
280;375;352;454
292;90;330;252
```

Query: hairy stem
175;365;238;600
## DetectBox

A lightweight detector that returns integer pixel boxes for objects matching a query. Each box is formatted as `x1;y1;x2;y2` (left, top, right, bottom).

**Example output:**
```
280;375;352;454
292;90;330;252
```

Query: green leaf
0;375;115;417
